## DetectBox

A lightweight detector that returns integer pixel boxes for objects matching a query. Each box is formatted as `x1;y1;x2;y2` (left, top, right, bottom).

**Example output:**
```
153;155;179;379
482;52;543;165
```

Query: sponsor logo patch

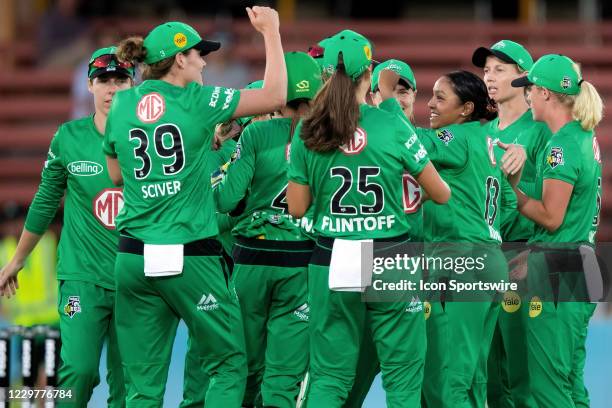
501;291;521;313
339;127;367;155
529;296;542;318
67;161;103;176
294;303;310;321
63;296;81;318
424;301;431;320
197;294;219;312
561;76;572;90
546;147;564;169
174;33;187;48
436;129;454;145
93;188;124;229
296;80;310;92
137;92;165;123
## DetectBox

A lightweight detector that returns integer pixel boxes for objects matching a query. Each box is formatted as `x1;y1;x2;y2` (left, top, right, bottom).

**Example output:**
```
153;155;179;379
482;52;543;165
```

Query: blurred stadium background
0;0;611;406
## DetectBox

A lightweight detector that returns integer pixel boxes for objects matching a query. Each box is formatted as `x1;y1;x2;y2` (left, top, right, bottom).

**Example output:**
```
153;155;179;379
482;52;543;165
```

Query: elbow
543;218;563;233
288;204;306;219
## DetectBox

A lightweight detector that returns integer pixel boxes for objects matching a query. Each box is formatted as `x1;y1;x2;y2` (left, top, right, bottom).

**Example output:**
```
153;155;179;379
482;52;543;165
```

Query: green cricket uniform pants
179;334;210;408
422;245;506;408
114;235;247;408
306;236;426;408
57;280;125;408
525;248;594;408
343;321;380;408
232;237;313;408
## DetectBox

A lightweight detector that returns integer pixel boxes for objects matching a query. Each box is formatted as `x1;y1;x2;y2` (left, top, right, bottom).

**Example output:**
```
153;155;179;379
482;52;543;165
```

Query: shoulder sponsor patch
546;146;564;168
436;129;454;145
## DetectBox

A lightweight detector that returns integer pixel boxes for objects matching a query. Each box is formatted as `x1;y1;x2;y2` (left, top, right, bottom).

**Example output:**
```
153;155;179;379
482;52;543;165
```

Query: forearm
514;187;558;231
261;31;287;109
9;229;43;266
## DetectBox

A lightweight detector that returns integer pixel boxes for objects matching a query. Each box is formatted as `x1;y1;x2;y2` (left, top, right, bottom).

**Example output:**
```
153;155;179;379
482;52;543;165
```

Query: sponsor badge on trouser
329;238;373;292
143;244;184;277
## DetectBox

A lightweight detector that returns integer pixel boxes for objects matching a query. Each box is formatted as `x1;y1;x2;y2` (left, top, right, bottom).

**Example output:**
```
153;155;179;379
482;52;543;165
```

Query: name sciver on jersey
141;180;182;199
321;215;396;233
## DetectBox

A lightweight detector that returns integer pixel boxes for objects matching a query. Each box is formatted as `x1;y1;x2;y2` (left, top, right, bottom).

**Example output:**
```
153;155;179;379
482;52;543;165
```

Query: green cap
321;30;373;81
236;80;265;127
308;36;333;71
88;46;135;79
371;59;416;92
511;54;582;95
472;40;533;71
143;21;220;64
285;51;323;102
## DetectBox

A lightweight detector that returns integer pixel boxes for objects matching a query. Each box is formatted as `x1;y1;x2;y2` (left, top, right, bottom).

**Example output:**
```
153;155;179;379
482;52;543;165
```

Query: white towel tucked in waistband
144;244;184;277
329;238;374;292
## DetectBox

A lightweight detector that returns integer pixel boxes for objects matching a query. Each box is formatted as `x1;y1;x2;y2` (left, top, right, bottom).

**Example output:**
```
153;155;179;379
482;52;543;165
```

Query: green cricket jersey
103;80;240;244
486;110;551;241
417;121;505;244
208;139;238;254
288;104;430;240
25;116;122;289
378;98;425;241
530;121;602;245
214;117;312;241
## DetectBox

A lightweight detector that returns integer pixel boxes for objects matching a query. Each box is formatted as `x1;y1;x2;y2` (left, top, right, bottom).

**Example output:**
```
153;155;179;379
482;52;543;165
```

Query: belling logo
68;161;103;176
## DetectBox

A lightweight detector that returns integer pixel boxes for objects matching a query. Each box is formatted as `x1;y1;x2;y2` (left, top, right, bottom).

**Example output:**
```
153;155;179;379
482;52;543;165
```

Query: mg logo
402;173;422;213
93;188;124;229
339;127;367;155
137;92;165;123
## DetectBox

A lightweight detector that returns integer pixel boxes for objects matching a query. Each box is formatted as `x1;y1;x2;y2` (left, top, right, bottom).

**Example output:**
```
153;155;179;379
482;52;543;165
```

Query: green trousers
342;322;380;408
231;238;312;408
525;250;594;408
306;242;426;408
422;244;506;408
57;280;125;408
114;237;247;408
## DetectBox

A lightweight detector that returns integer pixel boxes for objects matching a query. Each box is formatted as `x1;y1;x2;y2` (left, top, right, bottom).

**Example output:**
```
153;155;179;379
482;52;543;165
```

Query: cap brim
89;67;133;80
194;40;221;56
511;76;533;88
472;47;515;67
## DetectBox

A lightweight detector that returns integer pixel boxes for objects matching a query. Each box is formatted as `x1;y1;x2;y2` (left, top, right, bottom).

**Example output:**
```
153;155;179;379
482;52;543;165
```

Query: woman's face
528;85;548;122
428;76;466;128
182;48;207;85
483;55;524;104
393;83;416;119
88;74;132;116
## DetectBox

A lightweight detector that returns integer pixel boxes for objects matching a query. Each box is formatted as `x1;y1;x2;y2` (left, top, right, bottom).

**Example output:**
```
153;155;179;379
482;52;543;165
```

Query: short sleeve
397;117;429;176
192;84;241;127
417;126;468;169
287;123;310;185
542;141;579;185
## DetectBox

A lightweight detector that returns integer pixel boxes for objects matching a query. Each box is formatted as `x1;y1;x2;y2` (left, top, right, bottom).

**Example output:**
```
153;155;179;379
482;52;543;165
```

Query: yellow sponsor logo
424;301;431;320
502;291;521;313
364;45;372;60
296;80;310;92
529;296;542;318
174;33;187;48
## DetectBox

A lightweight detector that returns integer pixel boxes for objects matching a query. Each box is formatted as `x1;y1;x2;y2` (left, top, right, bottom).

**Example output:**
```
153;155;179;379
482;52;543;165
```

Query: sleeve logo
222;88;236;110
67;161;103;176
137;92;166;123
436;129;454;145
547;146;564;168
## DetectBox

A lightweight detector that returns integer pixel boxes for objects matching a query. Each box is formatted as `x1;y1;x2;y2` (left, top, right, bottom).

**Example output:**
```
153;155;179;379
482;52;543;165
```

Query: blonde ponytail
573;80;604;131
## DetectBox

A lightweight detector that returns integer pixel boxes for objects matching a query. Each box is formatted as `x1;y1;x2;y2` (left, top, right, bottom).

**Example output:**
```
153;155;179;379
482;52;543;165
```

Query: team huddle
0;5;605;408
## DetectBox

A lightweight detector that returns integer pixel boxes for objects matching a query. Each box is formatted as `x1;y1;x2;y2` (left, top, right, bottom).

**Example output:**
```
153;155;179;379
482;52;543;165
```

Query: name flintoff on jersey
321;215;395;232
142;180;182;199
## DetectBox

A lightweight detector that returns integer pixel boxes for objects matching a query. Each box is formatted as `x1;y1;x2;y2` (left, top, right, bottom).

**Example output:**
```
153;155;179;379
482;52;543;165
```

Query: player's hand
497;141;526;186
213;121;242;150
0;260;23;298
508;249;530;281
378;69;399;101
246;6;280;35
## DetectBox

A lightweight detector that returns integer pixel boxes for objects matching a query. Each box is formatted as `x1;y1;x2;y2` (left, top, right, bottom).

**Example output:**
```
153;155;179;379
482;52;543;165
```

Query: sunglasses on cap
308;45;324;59
90;54;133;69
